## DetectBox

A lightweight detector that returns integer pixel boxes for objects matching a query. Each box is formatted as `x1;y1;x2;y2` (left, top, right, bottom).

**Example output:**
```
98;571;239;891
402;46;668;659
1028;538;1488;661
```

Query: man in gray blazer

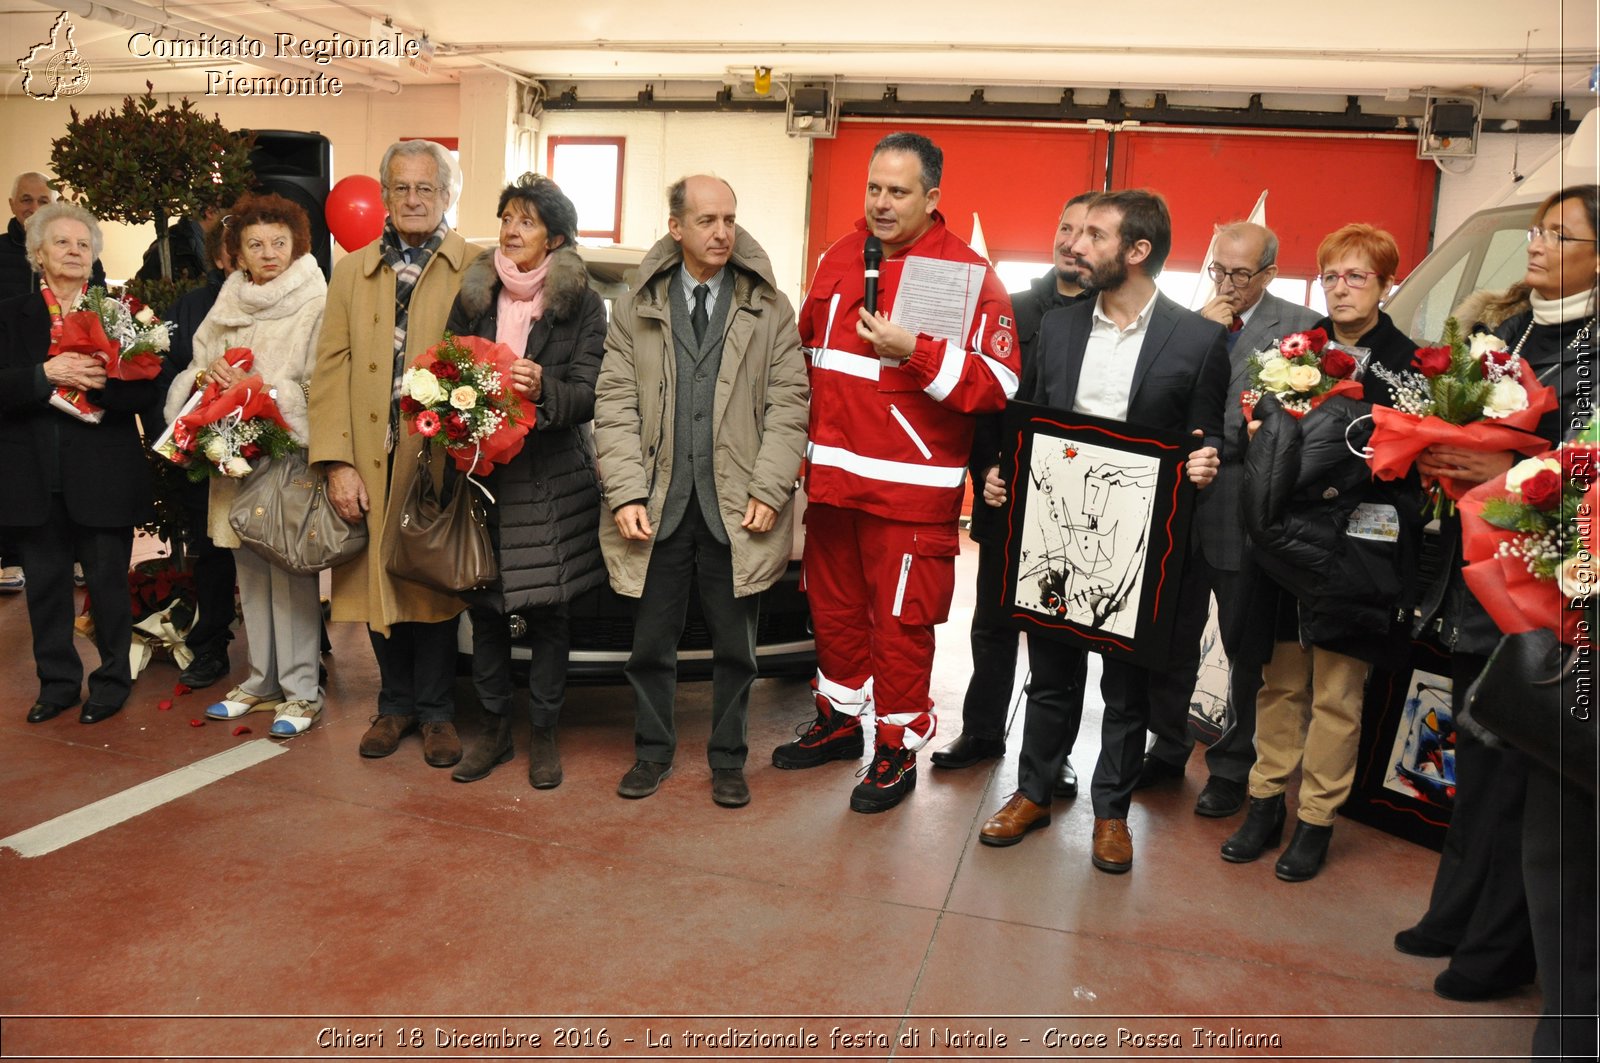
976;190;1227;873
1140;222;1322;819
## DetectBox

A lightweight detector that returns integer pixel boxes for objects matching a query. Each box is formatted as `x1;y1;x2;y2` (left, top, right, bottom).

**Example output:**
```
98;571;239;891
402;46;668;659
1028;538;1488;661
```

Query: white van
1386;110;1599;343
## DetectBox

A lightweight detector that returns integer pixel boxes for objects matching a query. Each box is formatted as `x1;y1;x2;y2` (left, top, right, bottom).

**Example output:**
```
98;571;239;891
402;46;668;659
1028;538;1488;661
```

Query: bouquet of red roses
50;287;170;423
154;348;298;480
1365;317;1557;514
1459;422;1598;647
1239;327;1364;421
399;333;533;476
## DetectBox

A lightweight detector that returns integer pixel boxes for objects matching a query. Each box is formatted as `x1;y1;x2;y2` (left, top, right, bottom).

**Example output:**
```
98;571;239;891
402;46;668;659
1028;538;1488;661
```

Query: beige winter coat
165;252;326;549
593;227;809;598
307;230;481;635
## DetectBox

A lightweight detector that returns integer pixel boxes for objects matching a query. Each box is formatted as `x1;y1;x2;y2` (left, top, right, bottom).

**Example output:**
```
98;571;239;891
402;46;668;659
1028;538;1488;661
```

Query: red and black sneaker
849;745;917;813
771;707;864;769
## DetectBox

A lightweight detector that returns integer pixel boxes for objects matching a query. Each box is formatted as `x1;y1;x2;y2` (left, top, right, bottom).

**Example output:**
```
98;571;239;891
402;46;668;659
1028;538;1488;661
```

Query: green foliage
50;83;255;282
140;450;192;548
121;275;205;319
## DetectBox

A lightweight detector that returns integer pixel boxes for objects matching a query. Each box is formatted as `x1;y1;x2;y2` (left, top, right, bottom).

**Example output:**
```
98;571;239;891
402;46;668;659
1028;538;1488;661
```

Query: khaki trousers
1248;641;1369;826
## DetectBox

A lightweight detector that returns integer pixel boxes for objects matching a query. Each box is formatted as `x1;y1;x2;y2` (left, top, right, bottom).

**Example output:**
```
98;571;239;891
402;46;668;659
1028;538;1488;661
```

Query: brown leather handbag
382;446;497;594
229;450;368;575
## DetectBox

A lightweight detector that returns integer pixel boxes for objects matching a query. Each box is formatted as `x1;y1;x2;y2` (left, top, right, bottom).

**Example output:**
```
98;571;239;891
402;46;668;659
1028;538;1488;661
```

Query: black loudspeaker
246;130;333;278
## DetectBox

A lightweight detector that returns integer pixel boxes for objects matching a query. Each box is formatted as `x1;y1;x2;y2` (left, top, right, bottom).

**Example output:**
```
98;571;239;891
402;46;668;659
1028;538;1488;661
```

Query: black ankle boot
1275;821;1333;881
528;724;562;789
1220;793;1285;863
451;714;513;783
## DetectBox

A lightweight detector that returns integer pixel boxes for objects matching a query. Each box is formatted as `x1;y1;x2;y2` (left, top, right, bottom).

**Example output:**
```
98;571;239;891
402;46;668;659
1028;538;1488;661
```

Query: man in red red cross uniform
772;131;1020;813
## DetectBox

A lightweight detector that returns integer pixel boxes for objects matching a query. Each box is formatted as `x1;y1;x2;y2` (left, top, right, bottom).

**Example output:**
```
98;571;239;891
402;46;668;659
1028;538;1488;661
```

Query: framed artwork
1341;638;1455;851
996;402;1198;668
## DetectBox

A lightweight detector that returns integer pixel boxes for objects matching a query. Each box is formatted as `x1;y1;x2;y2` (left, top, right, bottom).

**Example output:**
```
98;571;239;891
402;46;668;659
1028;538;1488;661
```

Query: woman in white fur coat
164;194;328;737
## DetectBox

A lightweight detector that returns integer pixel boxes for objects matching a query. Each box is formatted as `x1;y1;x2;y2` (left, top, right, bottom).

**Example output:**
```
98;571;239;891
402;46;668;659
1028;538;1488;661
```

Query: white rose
1258;356;1292;391
1557;554;1599;600
222;457;253;478
403;368;445;406
133;305;157;326
1482;379;1530;419
449;385;479;411
1505;456;1562;493
1468;332;1509;358
1287;364;1323;393
202;437;228;462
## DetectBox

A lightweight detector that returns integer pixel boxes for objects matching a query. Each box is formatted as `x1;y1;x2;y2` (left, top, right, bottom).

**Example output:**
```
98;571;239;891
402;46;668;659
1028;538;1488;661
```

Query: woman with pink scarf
443;175;607;788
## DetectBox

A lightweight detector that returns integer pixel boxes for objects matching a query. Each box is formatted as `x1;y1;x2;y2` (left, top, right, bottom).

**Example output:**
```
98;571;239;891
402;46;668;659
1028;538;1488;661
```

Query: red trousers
802;502;961;750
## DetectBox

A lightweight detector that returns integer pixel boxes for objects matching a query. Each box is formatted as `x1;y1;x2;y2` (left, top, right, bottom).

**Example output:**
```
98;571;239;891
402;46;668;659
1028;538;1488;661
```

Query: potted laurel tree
50;82;256;311
50;86;256;672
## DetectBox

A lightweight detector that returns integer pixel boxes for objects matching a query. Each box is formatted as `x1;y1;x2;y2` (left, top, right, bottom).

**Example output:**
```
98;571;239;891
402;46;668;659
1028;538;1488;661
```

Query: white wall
1431;131;1565;245
537;110;813;304
0;86;461;281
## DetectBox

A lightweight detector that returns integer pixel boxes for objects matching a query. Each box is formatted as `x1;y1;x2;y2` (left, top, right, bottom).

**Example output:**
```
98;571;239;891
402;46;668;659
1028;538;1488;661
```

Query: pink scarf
494;247;551;352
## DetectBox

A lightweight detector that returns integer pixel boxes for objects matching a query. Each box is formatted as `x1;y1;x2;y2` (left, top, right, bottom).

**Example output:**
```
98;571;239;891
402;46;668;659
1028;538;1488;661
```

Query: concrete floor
0;537;1541;1061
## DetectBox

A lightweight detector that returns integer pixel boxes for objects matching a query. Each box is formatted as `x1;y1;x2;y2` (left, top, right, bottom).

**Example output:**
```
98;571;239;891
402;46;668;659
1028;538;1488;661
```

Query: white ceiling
4;0;1597;109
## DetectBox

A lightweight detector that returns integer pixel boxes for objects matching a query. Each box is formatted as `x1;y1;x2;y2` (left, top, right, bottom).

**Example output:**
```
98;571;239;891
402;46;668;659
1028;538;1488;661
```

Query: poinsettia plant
1365;316;1558;515
1240;327;1363;420
400;333;533;476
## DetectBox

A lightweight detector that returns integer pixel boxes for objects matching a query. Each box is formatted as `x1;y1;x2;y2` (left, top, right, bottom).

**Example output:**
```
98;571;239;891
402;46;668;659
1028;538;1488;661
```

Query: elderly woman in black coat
444;174;608;789
0;202;156;725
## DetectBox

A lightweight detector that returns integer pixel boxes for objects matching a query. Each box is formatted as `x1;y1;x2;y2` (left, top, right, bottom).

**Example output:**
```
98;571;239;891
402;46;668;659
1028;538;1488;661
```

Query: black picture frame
996;401;1197;668
1340;637;1456;851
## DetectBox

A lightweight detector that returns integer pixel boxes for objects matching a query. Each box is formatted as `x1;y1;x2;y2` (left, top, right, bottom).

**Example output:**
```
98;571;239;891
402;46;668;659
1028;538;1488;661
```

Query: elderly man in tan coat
309;140;481;768
593;175;808;808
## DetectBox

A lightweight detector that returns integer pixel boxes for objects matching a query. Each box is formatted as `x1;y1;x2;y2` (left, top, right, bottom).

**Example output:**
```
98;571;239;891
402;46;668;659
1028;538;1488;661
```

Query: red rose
1412;346;1453;377
1304;327;1329;354
399;396;422;415
1320;348;1357;379
432;361;461;383
241;443;261;459
1521;468;1563;510
125;296;145;313
1482;348;1513;373
1562;445;1597;488
444;412;469;441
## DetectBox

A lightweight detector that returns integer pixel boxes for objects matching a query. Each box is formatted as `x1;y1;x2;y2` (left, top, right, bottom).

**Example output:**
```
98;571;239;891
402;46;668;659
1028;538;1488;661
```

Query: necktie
1229;314;1244;333
691;283;709;344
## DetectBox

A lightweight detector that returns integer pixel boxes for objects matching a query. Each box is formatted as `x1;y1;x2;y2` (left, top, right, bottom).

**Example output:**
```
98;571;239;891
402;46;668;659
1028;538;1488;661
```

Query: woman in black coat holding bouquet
1403;184;1597;1059
444;175;608;789
0;202;157;725
1223;223;1421;882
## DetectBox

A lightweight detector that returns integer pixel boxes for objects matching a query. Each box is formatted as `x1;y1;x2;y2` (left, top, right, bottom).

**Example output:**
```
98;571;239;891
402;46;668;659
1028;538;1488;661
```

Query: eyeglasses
390;183;439;200
1206;262;1269;287
1318;269;1376;290
1527;226;1598;247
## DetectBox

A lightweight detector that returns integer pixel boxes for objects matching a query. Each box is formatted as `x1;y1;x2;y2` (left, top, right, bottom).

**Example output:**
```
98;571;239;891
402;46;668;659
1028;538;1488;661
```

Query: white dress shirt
1072;289;1160;421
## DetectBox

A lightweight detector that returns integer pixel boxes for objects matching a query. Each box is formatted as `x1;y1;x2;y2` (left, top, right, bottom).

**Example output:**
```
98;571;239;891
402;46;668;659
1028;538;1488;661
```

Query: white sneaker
204;686;285;720
0;566;23;592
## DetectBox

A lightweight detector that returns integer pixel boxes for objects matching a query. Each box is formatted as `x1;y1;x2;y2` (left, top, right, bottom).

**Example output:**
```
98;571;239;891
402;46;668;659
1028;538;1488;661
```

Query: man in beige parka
593;175;808;808
309;140;482;769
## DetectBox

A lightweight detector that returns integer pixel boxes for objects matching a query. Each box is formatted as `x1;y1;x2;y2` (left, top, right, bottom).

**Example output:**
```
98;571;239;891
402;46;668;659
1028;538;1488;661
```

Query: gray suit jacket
1198;291;1322;572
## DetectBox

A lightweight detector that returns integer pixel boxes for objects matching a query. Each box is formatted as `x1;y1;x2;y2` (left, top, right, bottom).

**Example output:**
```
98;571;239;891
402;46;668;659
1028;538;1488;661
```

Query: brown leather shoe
1091;817;1134;873
980;792;1051;847
421;721;462;768
359;714;417;758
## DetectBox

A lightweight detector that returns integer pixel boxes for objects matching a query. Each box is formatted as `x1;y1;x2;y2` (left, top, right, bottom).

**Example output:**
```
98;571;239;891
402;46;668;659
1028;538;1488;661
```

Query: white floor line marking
1;740;288;858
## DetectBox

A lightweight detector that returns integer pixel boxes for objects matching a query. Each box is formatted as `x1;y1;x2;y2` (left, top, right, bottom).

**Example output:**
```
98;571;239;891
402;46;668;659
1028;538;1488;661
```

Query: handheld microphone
862;235;883;315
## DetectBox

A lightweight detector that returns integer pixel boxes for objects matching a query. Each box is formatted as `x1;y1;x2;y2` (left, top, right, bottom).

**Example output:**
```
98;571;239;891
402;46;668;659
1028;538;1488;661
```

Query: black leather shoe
1274;821;1333;882
711;768;751;808
1433;967;1531;1002
618;760;674;799
1220;793;1285;863
1394;927;1456;958
178;647;230;690
1194;776;1247;817
79;701;123;725
27;700;73;724
1053;759;1078;799
1132;754;1186;790
930;733;1005;769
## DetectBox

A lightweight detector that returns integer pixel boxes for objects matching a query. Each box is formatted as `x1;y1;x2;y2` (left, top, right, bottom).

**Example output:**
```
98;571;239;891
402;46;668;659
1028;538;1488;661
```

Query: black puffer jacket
444;246;608;613
1236;312;1422;666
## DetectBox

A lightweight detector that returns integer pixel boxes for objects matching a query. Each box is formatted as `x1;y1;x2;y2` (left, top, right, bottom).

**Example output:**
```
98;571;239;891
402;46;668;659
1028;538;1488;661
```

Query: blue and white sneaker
270;700;321;738
205;686;284;720
0;566;23;593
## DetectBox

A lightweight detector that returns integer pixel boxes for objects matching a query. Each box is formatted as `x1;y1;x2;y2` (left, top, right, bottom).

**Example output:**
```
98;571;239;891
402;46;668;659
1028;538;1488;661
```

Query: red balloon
325;175;386;252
